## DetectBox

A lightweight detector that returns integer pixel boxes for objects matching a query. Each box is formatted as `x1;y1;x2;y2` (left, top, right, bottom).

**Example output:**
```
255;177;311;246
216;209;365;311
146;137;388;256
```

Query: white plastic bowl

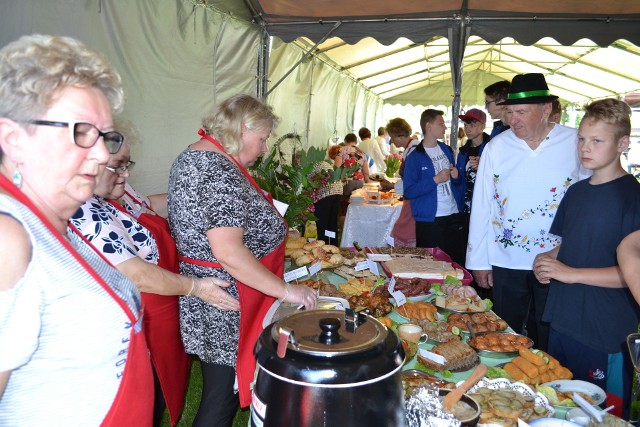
565;408;591;426
529;418;582;427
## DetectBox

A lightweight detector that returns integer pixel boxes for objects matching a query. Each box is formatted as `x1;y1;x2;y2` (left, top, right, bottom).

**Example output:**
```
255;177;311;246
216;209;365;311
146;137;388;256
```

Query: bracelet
187;278;196;296
279;282;291;303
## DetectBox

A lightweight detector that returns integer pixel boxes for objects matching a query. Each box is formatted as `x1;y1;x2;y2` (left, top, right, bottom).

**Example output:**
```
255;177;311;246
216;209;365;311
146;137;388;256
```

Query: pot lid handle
344;308;369;333
277;327;298;358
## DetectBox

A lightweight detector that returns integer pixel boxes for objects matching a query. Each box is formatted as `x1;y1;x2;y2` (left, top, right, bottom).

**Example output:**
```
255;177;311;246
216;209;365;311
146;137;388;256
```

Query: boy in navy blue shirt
533;99;640;418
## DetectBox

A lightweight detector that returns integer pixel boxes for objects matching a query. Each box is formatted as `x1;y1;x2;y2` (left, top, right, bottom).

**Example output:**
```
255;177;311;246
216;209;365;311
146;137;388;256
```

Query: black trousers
314;194;341;244
492;266;550;351
193;362;239;427
415;213;467;267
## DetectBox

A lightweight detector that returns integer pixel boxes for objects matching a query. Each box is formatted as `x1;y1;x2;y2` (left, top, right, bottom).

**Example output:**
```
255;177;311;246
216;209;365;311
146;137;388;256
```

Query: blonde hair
582;98;631;141
201;94;279;156
113;117;141;147
0;34;124;123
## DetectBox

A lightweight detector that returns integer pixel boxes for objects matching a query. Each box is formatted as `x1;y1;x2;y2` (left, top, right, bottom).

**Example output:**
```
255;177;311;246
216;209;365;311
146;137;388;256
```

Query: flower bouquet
384;153;402;178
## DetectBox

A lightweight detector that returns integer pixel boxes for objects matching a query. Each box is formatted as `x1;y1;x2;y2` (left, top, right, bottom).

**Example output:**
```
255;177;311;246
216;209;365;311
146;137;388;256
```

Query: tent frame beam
264;21;342;97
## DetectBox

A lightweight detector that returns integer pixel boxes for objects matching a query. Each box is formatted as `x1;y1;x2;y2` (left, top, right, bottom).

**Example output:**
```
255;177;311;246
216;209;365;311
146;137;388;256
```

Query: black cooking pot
251;309;405;427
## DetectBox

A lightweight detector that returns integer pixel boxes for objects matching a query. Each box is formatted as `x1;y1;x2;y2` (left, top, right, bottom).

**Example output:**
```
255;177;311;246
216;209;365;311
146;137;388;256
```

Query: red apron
0;174;154;426
108;197;190;426
177;130;286;408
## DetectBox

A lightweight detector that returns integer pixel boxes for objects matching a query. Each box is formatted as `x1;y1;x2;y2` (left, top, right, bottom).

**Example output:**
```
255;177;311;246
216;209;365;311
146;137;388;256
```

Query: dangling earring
12;167;22;188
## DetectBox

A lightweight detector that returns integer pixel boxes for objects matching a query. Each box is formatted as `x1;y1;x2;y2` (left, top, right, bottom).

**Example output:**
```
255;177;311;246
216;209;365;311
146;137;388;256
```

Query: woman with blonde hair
168;93;317;426
0;34;152;425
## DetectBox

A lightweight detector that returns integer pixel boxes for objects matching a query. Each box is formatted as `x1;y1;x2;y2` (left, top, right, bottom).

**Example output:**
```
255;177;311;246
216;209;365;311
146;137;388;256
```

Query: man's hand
533;254;573;284
449;164;459;179
472;269;493;289
434;168;452;184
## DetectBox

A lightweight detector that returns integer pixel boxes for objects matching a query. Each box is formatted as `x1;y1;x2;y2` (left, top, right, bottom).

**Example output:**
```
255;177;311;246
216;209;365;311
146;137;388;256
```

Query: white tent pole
264;21;341;97
448;15;470;152
257;27;271;99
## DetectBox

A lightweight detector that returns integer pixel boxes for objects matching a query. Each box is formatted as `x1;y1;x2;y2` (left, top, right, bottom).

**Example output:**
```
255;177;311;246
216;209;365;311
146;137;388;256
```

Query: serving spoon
442;363;487;412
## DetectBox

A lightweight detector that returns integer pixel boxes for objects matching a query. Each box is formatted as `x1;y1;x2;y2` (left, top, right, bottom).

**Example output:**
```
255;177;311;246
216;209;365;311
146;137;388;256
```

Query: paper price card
390;289;406;306
367;253;392;262
324;230;336;239
308;262;322;276
367;258;379;276
284;266;309;282
354;260;370;271
388;277;396;293
272;199;289;217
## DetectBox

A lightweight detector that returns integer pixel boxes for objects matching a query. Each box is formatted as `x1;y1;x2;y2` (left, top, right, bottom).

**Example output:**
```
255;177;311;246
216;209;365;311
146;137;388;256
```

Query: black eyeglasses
106;160;135;175
26;120;124;154
484;99;496;107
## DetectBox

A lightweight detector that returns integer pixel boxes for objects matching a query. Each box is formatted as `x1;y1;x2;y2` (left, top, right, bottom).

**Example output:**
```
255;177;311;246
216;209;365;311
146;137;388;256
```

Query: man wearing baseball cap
466;73;588;350
455;108;491;215
455;109;491;288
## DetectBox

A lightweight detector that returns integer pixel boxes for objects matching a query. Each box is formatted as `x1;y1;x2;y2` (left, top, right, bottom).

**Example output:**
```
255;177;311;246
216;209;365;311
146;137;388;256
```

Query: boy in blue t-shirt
533;99;640;419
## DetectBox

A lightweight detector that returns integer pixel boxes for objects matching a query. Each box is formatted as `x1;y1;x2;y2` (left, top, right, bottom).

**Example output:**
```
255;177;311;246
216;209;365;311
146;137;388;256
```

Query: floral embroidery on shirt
492;175;572;251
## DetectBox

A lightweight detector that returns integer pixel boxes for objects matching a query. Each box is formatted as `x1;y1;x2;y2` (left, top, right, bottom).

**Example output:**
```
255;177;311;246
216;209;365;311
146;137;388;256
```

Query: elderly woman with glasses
0;34;152;425
69;119;238;426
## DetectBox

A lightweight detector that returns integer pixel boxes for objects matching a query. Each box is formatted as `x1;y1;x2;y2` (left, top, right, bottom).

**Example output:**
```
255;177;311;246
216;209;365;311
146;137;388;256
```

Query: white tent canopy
1;0;640;194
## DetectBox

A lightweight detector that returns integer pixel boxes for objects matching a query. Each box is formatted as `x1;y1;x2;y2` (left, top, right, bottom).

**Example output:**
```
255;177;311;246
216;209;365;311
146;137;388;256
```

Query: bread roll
519;348;546;366
322;244;340;254
504;363;528;382
290;249;309;260
286;237;307;249
512;356;539;379
295;254;314;266
303;240;325;250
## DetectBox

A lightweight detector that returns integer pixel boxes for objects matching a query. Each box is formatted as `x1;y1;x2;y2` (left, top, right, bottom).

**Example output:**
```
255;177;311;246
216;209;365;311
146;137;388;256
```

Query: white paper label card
272;199;289;217
367;258;379;276
324;230;336;239
367;253;392;262
388;277;396;293
308;262;322;276
390;289;406;306
385;235;395;247
284;266;308;282
354;260;370;271
418;348;447;365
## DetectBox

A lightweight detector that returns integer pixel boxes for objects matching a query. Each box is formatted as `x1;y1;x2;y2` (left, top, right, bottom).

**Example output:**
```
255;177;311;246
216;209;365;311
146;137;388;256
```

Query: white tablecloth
340;201;403;248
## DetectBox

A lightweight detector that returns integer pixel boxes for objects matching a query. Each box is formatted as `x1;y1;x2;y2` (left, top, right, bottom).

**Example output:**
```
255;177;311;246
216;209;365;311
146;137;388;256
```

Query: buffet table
340;201;403;247
278;242;613;423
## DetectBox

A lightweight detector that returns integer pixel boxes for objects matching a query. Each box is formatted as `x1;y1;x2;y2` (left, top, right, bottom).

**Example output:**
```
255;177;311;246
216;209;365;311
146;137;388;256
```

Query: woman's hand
283;283;318;310
192;277;240;311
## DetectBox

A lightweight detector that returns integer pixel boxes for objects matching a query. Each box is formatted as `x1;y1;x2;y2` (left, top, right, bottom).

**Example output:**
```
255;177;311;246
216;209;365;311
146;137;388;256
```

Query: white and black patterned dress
167;149;286;367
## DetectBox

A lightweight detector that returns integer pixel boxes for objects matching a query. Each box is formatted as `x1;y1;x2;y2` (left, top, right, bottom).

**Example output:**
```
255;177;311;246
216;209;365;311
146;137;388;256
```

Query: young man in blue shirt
402;109;465;265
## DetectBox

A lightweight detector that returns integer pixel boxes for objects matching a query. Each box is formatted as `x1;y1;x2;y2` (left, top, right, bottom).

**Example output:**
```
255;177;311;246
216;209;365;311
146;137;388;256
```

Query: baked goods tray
366;247;472;286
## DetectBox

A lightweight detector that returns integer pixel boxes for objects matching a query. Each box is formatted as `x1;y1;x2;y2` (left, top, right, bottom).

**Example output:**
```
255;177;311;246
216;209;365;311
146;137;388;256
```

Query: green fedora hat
497;73;559;105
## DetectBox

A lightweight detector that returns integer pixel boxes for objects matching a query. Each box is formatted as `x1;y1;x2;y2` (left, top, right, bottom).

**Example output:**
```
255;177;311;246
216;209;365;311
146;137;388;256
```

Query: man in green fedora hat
466;73;589;351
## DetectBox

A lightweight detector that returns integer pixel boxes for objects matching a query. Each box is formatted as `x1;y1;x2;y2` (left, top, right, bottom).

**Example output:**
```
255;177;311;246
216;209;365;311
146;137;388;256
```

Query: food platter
436;304;489;315
541;380;606;408
468;331;533;358
466;377;555;427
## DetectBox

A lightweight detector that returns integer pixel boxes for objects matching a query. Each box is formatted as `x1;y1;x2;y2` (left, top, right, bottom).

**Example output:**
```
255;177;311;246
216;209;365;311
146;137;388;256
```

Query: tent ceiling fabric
244;0;640;46
292;36;640;106
236;0;640;106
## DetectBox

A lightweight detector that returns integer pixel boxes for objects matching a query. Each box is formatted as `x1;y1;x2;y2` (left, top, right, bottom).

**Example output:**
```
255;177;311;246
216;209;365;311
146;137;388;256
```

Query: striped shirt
0;195;143;426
